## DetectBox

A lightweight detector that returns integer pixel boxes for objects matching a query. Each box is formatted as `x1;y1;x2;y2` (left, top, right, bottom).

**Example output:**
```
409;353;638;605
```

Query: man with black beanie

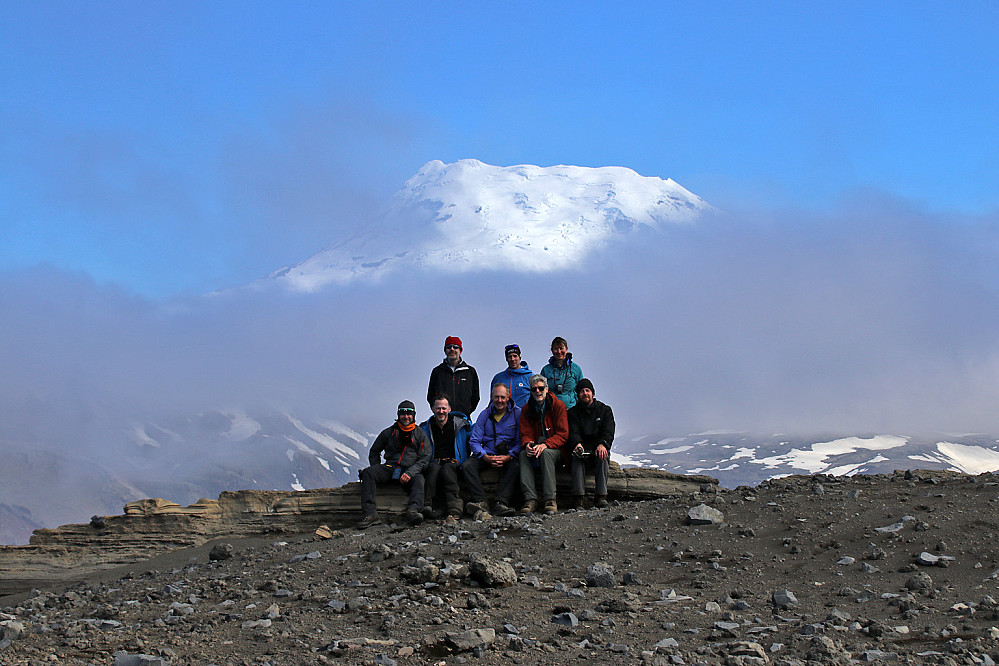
356;400;431;529
567;378;615;509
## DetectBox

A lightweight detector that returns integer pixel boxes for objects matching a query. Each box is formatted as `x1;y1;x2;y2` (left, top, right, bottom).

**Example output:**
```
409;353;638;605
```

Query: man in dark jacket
463;383;522;518
567;378;615;509
427;336;479;417
356;400;431;529
519;374;569;515
420;395;472;520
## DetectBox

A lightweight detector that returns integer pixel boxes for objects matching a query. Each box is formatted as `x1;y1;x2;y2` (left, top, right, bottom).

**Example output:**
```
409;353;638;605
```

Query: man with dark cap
490;343;533;408
566;378;616;509
427;336;480;417
356;400;431;529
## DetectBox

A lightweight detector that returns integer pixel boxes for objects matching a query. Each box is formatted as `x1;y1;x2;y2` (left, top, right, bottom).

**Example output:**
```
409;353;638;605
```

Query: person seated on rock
541;336;583;409
356;400;431;529
566;378;615;509
518;374;569;515
420;394;472;521
490;343;533;408
462;383;522;518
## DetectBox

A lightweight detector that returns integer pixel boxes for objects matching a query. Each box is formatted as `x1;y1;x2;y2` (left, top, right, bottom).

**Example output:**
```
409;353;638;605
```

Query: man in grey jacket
356;400;431;529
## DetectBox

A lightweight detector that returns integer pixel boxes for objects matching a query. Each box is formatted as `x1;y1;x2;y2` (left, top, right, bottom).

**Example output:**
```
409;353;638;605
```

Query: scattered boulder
468;555;516;588
688;504;725;525
585;562;616;587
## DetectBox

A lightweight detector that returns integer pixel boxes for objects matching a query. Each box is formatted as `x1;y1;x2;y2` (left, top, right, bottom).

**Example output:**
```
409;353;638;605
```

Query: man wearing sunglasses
427;336;480;418
356;400;431;529
518;374;569;515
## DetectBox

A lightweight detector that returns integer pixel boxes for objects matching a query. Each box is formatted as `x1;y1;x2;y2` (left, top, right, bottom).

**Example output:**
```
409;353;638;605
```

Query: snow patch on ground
750;435;909;474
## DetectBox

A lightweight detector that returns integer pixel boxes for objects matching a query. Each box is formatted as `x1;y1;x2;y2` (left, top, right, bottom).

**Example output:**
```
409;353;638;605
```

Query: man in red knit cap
427;336;479;418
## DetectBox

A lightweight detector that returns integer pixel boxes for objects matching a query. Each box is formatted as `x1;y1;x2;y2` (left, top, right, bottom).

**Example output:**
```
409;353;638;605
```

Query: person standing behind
541;336;583;409
420;395;472;520
356;400;431;529
490;343;533;408
463;383;522;518
427;336;479;417
567;378;615;509
519;374;569;515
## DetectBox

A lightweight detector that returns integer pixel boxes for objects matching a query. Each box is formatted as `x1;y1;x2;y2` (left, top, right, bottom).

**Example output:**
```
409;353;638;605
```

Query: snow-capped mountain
269;159;712;291
612;432;999;487
0;409;374;545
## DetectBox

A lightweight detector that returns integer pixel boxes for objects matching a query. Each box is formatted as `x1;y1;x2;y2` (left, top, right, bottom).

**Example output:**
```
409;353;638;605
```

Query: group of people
356;336;615;529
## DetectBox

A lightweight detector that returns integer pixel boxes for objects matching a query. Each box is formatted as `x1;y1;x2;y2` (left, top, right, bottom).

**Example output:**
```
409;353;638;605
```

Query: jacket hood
547;352;573;367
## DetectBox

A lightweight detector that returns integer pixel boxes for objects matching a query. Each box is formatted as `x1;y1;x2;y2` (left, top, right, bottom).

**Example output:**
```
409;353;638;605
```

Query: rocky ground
3;469;999;665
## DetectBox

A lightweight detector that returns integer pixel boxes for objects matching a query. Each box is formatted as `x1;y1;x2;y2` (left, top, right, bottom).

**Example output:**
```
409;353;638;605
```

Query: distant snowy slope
270;159;712;291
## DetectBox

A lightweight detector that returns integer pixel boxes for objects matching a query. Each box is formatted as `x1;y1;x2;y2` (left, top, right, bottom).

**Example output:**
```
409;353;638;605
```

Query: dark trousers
358;464;424;515
570;455;609;497
424;460;463;512
461;455;519;505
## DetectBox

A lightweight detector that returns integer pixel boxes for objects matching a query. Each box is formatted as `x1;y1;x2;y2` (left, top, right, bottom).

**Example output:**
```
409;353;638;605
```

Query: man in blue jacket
462;383;522;518
420;394;472;520
356;400;431;529
490;343;533;407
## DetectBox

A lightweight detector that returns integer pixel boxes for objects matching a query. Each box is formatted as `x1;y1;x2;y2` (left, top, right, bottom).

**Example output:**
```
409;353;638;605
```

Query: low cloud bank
2;196;999;488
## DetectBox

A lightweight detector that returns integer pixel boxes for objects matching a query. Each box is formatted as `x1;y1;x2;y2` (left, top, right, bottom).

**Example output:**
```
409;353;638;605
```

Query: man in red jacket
518;374;568;515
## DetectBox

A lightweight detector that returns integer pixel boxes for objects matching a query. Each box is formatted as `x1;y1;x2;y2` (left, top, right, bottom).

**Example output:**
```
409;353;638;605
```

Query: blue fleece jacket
469;404;522;458
490;361;534;408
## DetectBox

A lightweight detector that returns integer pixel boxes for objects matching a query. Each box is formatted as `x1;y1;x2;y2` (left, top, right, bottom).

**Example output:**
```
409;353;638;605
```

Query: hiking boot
403;510;424;527
355;513;381;530
420;506;435;520
493;501;516;517
447;508;463;521
565;495;583;510
542;499;557;514
518;499;537;515
593;495;609;509
465;501;488;517
472;509;492;521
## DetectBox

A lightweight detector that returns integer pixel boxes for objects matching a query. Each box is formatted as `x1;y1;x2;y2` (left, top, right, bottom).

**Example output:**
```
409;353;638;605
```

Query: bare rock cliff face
0;465;715;596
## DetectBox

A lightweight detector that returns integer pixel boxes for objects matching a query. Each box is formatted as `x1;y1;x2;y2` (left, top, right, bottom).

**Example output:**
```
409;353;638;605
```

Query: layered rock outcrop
0;465;715;596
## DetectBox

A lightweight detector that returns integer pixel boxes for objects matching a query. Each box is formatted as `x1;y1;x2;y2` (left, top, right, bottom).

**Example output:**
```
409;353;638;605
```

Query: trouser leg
520;452;539;501
539;447;561;500
440;462;462;511
462;457;487;502
495;460;519;505
424;461;441;508
570;457;586;495
402;473;425;512
594;457;609;497
359;464;393;515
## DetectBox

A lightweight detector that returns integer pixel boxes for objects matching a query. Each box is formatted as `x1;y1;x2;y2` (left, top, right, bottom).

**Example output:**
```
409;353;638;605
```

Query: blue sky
2;1;998;298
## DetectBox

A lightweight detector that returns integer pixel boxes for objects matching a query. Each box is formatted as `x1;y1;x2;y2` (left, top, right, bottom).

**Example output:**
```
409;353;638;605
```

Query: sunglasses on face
531;385;547;392
445;345;461;351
